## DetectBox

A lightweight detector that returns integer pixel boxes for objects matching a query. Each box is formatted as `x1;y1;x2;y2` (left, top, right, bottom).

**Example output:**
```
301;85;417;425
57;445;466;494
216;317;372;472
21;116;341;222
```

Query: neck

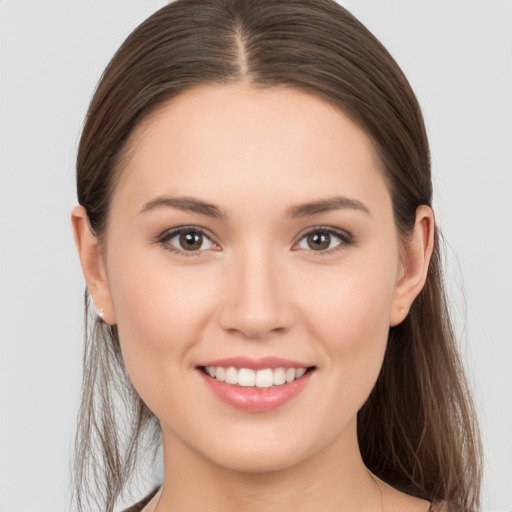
155;419;382;512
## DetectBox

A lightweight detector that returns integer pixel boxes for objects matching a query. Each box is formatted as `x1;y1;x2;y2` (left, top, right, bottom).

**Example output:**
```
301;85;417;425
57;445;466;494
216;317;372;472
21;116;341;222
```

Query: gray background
1;1;511;510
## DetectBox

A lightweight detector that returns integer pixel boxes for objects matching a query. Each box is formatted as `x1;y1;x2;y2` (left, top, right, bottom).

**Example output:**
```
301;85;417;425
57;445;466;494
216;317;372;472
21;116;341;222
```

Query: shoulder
120;486;161;512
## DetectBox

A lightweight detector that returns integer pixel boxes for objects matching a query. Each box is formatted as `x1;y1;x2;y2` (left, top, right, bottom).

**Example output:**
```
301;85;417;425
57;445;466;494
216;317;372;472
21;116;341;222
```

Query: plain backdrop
1;1;511;511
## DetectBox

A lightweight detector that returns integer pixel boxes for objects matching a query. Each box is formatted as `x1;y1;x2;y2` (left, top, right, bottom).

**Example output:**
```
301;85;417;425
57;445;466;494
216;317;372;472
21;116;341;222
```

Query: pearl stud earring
97;307;105;323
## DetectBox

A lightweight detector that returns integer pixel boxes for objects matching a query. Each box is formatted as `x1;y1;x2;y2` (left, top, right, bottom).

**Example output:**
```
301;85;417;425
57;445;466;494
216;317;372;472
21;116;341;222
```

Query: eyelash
155;226;218;257
155;225;355;257
294;226;355;255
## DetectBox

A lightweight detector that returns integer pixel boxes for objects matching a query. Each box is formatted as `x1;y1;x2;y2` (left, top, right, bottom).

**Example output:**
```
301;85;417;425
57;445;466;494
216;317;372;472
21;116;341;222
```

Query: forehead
114;83;390;215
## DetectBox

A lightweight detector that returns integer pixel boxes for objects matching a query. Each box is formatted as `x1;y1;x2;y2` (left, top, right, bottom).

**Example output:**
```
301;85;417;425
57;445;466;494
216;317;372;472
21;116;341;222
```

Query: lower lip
198;370;313;412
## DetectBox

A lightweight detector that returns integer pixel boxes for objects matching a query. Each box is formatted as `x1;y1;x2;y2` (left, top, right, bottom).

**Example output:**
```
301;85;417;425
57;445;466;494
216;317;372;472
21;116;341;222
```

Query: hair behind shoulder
73;1;482;510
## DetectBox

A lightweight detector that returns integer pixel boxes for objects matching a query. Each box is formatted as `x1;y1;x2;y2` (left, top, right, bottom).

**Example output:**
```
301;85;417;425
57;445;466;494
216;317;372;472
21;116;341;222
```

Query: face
97;83;406;473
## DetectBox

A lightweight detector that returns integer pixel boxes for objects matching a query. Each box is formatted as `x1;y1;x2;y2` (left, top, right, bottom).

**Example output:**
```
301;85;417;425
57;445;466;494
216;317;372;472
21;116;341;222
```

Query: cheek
105;248;218;401
298;253;397;394
303;259;395;340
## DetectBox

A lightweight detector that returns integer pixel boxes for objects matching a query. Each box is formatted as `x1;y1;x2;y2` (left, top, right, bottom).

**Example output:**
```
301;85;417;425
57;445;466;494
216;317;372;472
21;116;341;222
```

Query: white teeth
273;367;286;385
255;369;273;388
204;365;310;387
285;368;296;383
295;368;306;378
225;367;238;385
238;368;255;387
216;367;225;382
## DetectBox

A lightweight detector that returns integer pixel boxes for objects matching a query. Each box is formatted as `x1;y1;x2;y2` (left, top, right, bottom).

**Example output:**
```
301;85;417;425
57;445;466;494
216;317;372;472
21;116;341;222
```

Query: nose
218;247;294;340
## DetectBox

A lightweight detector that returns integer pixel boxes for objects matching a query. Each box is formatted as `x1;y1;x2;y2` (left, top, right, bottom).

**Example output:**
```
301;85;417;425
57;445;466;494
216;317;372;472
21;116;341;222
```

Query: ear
389;205;435;327
71;205;116;325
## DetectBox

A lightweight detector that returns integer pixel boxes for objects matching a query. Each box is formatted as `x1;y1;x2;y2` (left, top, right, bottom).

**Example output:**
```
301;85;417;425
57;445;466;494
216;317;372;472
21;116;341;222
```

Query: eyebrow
140;195;370;219
286;196;371;218
140;196;227;219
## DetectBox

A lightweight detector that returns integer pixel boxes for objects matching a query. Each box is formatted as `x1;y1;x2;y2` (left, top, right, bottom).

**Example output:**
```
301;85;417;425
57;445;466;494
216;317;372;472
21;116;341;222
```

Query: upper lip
197;356;314;371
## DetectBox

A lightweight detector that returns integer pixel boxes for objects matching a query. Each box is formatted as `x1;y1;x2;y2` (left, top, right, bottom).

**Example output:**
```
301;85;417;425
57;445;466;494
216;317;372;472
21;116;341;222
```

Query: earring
97;307;105;323
399;307;406;316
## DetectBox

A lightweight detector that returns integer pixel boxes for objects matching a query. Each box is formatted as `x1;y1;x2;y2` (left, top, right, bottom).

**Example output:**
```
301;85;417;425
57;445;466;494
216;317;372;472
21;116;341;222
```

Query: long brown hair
73;1;482;510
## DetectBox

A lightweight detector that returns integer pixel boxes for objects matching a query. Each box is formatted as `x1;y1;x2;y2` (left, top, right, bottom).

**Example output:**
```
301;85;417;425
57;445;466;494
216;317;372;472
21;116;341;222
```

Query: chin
195;421;343;476
207;445;308;475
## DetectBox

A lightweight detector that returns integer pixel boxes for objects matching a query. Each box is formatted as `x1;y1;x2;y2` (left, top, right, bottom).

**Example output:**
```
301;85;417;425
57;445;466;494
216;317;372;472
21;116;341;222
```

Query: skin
73;83;434;512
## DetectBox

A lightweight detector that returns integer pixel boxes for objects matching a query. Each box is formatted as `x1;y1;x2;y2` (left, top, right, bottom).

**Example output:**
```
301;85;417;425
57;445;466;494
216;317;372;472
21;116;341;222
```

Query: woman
71;0;482;511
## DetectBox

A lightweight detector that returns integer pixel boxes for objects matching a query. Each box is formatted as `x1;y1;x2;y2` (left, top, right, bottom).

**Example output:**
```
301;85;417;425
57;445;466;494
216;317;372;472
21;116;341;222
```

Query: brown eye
297;228;352;253
306;232;331;250
164;229;214;253
179;231;203;251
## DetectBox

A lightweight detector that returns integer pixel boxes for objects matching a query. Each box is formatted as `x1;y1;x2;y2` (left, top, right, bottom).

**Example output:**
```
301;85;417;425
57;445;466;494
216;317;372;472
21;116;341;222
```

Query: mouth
196;361;317;412
198;365;316;388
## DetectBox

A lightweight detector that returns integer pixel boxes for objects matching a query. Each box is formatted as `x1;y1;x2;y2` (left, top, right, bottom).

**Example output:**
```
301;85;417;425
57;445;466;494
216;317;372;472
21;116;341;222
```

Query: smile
202;366;310;388
197;360;316;412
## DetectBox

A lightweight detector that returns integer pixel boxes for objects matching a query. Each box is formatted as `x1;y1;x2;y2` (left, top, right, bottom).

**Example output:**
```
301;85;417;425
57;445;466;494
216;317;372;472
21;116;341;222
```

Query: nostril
217;275;295;339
